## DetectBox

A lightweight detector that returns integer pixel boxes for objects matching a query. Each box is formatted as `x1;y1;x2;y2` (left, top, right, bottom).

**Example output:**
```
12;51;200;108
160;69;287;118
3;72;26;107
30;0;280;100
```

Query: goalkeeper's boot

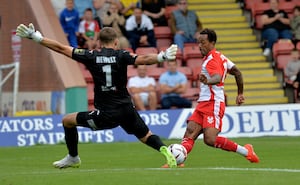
161;163;185;168
159;146;177;168
53;154;81;169
244;144;259;163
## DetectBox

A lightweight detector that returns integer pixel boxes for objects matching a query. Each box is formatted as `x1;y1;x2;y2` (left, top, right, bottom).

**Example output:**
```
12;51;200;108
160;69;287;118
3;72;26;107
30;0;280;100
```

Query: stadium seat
182;87;199;101
244;0;262;10
296;42;300;51
177;66;193;80
276;54;292;70
135;47;158;55
147;67;166;80
251;2;270;27
183;45;202;65
123;47;134;53
154;26;173;48
87;83;94;105
272;39;294;60
164;5;178;20
279;1;295;14
127;67;138;79
192;66;202;87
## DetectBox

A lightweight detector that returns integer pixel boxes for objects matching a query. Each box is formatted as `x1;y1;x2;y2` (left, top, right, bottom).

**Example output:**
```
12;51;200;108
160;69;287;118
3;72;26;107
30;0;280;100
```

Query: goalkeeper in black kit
16;23;178;168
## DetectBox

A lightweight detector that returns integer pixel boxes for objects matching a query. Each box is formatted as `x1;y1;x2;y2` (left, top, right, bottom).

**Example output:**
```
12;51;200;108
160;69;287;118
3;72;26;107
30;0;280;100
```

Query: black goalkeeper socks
64;126;78;157
145;135;165;151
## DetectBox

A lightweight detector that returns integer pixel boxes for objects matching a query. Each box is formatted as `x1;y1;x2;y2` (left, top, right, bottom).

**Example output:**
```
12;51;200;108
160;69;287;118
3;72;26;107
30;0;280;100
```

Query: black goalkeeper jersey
72;48;137;109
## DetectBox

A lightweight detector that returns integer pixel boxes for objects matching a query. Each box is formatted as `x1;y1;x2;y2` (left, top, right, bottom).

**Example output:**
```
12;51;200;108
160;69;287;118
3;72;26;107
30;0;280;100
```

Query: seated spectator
290;6;300;47
159;60;192;109
102;2;130;49
285;49;300;82
141;0;167;26
125;7;157;51
78;8;101;49
293;71;300;99
93;0;122;28
128;65;157;110
59;0;80;47
169;0;202;52
74;0;96;19
120;0;140;19
261;0;292;57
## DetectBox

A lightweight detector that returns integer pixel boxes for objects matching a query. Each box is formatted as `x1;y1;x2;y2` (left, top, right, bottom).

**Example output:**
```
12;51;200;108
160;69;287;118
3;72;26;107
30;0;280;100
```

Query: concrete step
200;16;246;24
216;29;253;36
227;96;288;106
232;62;271;69
228;55;266;62
190;3;239;10
225;76;277;84
225;89;285;97
225;82;281;91
222;48;261;56
203;22;249;29
218;35;257;43
196;9;242;17
239;69;274;76
189;0;236;4
216;42;260;49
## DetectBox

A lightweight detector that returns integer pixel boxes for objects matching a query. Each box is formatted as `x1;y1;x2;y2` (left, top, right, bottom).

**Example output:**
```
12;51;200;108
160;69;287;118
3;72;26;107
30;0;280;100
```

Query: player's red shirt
197;48;235;102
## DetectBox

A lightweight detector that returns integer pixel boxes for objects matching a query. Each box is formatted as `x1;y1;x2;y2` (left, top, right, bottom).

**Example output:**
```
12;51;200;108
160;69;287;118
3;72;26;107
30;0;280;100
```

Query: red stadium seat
87;83;94;104
182;87;199;101
177;66;193;80
244;0;263;10
279;1;295;14
154;26;172;39
296;42;300;51
127;67;138;79
135;47;158;55
272;39;294;59
165;5;178;20
276;54;292;70
147;67;166;80
183;45;203;63
160;46;183;66
251;2;270;27
123;47;134;53
186;58;203;68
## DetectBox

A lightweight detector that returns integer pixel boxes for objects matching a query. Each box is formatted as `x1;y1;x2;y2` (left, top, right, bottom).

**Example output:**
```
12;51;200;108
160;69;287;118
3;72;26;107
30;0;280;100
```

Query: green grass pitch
0;136;299;185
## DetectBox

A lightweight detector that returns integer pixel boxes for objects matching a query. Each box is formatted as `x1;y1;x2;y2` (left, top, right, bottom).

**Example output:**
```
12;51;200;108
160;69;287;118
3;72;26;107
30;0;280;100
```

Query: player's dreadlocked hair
200;28;217;44
99;27;118;44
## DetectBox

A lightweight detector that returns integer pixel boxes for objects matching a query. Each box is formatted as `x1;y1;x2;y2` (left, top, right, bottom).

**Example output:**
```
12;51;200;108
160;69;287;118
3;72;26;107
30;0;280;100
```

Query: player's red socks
214;136;238;152
181;137;195;154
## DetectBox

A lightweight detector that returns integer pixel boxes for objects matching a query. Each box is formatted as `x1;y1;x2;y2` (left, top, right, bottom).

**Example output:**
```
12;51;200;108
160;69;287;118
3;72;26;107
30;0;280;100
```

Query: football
168;144;187;165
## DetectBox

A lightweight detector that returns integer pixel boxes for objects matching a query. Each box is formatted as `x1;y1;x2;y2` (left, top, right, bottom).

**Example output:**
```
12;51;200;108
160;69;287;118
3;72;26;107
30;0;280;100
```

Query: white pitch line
2;167;300;176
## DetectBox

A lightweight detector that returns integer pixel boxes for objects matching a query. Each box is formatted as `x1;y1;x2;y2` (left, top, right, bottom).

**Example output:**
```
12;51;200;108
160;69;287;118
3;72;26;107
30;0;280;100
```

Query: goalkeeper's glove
157;44;178;62
16;23;43;43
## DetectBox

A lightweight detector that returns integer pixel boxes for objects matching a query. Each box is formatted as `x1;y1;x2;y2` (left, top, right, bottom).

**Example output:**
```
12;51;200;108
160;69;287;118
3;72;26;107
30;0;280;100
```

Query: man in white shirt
128;65;157;110
125;7;157;51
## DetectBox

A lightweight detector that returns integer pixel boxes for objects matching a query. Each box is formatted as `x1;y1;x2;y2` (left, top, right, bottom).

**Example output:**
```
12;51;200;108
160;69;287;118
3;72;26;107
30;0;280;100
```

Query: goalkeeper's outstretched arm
16;23;73;58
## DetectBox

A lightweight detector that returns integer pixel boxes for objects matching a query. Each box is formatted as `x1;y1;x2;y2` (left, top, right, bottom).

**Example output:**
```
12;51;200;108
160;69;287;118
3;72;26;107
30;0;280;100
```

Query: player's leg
181;121;202;154
120;106;177;168
53;112;81;168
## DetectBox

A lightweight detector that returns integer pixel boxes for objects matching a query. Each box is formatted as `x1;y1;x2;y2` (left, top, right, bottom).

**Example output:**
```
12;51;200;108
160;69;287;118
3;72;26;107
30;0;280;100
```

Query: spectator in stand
159;60;192;109
93;0;122;28
59;0;80;48
78;8;101;49
125;7;156;51
285;49;300;82
141;0;167;26
102;2;130;49
169;0;202;52
261;0;292;57
74;0;96;19
128;65;157;111
290;6;300;47
120;0;140;19
293;71;300;99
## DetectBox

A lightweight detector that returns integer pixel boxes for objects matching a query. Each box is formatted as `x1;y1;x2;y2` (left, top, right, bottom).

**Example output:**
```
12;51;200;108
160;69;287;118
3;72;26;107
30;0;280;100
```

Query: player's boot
159;146;177;168
244;144;259;163
161;163;185;168
53;154;81;169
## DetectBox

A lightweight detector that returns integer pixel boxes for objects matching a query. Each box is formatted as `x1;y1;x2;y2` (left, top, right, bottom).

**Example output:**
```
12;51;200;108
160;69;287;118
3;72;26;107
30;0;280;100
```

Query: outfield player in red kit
163;28;259;168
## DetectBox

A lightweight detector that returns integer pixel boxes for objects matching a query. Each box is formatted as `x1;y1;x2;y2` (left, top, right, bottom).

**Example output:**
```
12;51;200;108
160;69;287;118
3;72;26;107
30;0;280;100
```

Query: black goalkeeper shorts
76;104;149;138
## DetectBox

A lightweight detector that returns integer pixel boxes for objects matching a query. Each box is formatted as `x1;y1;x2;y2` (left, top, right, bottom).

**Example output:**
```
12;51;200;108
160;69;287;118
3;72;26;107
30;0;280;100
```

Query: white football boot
53;154;81;169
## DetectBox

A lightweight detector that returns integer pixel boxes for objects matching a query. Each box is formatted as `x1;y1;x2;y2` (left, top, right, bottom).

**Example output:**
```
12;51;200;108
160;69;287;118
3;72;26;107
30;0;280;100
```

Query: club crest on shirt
207;116;214;124
74;48;85;55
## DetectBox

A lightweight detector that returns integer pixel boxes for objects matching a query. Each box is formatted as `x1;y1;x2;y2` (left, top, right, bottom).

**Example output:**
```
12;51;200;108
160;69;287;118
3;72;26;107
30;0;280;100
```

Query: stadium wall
0;104;299;147
0;0;87;113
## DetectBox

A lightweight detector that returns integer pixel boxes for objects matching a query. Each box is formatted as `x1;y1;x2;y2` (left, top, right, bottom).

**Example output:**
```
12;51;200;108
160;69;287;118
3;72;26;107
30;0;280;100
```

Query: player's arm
228;65;245;105
16;23;73;58
134;44;178;65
